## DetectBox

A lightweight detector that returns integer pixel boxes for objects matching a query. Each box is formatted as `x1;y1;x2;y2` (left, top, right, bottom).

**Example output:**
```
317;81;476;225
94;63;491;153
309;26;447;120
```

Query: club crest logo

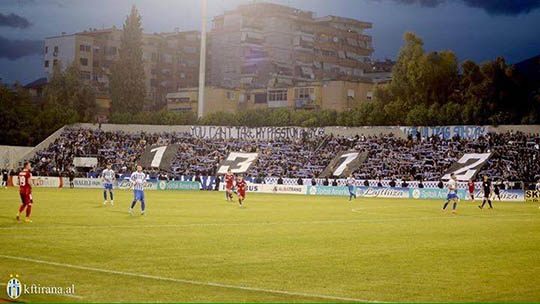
6;275;22;299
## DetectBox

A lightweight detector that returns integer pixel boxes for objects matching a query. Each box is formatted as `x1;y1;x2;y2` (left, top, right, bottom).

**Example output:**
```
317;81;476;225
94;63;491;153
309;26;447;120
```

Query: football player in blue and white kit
129;165;147;216
346;173;357;201
101;163;115;205
441;173;459;214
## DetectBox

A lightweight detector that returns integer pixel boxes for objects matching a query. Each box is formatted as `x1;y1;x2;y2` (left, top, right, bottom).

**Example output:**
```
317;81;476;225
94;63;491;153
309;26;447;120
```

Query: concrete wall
0;146;33;169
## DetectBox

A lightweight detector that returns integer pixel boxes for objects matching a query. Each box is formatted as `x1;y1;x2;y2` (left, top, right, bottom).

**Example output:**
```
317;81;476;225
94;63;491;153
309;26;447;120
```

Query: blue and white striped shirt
102;169;115;184
130;171;146;191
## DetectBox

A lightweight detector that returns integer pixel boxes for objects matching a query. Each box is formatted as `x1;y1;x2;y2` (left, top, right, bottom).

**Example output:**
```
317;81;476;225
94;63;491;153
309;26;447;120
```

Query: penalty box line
0;254;385;303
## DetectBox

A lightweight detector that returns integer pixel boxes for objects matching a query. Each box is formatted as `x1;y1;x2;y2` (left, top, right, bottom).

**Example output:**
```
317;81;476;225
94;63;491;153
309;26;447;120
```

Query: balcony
268;100;288;108
295;99;319;110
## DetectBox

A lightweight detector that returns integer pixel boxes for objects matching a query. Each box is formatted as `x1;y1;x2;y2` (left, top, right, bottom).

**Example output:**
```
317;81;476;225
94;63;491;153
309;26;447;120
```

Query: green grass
0;187;539;303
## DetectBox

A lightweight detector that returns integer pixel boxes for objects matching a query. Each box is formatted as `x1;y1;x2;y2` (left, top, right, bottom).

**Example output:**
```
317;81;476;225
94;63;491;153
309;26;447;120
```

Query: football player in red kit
236;175;247;207
467;179;475;201
17;162;34;222
225;168;235;202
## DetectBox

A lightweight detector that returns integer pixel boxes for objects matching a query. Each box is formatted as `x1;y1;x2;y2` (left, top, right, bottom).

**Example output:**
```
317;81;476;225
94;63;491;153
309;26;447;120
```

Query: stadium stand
28;127;540;185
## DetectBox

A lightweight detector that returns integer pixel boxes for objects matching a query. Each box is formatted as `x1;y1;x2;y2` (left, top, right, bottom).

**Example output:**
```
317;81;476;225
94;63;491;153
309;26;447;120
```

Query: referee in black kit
479;175;493;209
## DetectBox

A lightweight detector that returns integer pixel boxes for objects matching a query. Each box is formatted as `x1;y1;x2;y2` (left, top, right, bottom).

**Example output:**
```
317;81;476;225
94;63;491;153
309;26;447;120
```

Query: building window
108;47;117;55
54;46;59;55
53;59;59;67
44;60;49;68
366;91;373;100
80;58;89;66
227;92;235;100
80;44;91;52
268;89;288;102
294;87;315;99
254;93;267;104
44;46;48;54
79;71;91;80
347;89;355;98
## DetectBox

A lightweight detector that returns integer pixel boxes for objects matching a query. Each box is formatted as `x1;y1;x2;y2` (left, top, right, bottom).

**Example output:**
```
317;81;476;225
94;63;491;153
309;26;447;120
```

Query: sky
1;0;539;84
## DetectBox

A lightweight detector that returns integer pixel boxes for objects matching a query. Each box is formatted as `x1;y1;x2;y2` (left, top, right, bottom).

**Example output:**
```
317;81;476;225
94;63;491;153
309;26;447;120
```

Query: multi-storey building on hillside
208;2;374;92
43;27;200;106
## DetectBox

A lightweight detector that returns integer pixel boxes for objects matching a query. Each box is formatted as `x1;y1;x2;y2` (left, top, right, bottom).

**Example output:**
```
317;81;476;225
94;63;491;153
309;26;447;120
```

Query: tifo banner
157;180;200;191
12;176;62;188
319;151;368;178
400;125;489;140
525;190;540;202
217;152;258;174
442;153;491;181
191;126;325;141
139;145;180;171
73;178;103;188
73;157;98;167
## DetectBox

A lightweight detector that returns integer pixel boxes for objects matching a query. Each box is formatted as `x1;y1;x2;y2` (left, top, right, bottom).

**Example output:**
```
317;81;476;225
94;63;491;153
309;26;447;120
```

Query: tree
45;64;96;122
110;5;146;115
375;32;460;125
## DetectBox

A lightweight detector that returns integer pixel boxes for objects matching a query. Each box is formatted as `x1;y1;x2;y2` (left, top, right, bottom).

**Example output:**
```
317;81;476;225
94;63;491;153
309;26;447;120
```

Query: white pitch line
0;282;83;299
0;254;384;303
0;213;536;231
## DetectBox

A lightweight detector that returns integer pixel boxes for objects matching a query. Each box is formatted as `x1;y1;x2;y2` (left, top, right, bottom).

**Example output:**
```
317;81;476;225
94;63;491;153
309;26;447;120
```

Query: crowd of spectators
29;127;540;183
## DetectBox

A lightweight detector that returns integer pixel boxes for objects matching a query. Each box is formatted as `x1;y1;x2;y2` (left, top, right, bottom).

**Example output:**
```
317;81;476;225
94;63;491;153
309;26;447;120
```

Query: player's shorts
226;184;234;191
447;193;458;200
468;189;474;194
103;183;113;190
19;192;33;205
238;191;246;198
134;189;145;201
483;192;491;199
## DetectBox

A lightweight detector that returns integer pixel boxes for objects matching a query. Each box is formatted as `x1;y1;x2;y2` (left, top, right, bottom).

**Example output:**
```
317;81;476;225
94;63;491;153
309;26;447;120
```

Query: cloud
0;36;42;60
0;13;31;28
462;0;540;15
385;0;540;15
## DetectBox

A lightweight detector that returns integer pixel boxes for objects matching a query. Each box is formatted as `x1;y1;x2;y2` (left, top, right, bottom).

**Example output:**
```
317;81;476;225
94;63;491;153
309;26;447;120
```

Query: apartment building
208;2;374;96
167;79;380;115
43;27;200;106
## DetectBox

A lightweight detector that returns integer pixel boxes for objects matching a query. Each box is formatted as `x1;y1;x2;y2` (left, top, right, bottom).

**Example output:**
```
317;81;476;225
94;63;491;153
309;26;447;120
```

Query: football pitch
0;188;539;303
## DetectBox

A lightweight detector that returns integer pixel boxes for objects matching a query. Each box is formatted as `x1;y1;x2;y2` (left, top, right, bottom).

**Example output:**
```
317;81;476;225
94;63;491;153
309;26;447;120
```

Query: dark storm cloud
0;36;42;60
0;13;31;28
386;0;540;15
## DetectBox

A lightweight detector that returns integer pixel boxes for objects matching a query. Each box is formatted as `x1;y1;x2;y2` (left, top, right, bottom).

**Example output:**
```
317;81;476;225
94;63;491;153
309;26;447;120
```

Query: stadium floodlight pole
197;0;207;119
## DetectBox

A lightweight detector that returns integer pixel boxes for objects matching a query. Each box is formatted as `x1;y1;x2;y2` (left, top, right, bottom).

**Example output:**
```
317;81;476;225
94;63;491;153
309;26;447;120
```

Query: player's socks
103;190;107;202
130;200;137;209
452;203;457;210
18;204;26;213
141;201;145;212
442;202;449;210
488;200;493;208
25;204;32;217
110;191;114;201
